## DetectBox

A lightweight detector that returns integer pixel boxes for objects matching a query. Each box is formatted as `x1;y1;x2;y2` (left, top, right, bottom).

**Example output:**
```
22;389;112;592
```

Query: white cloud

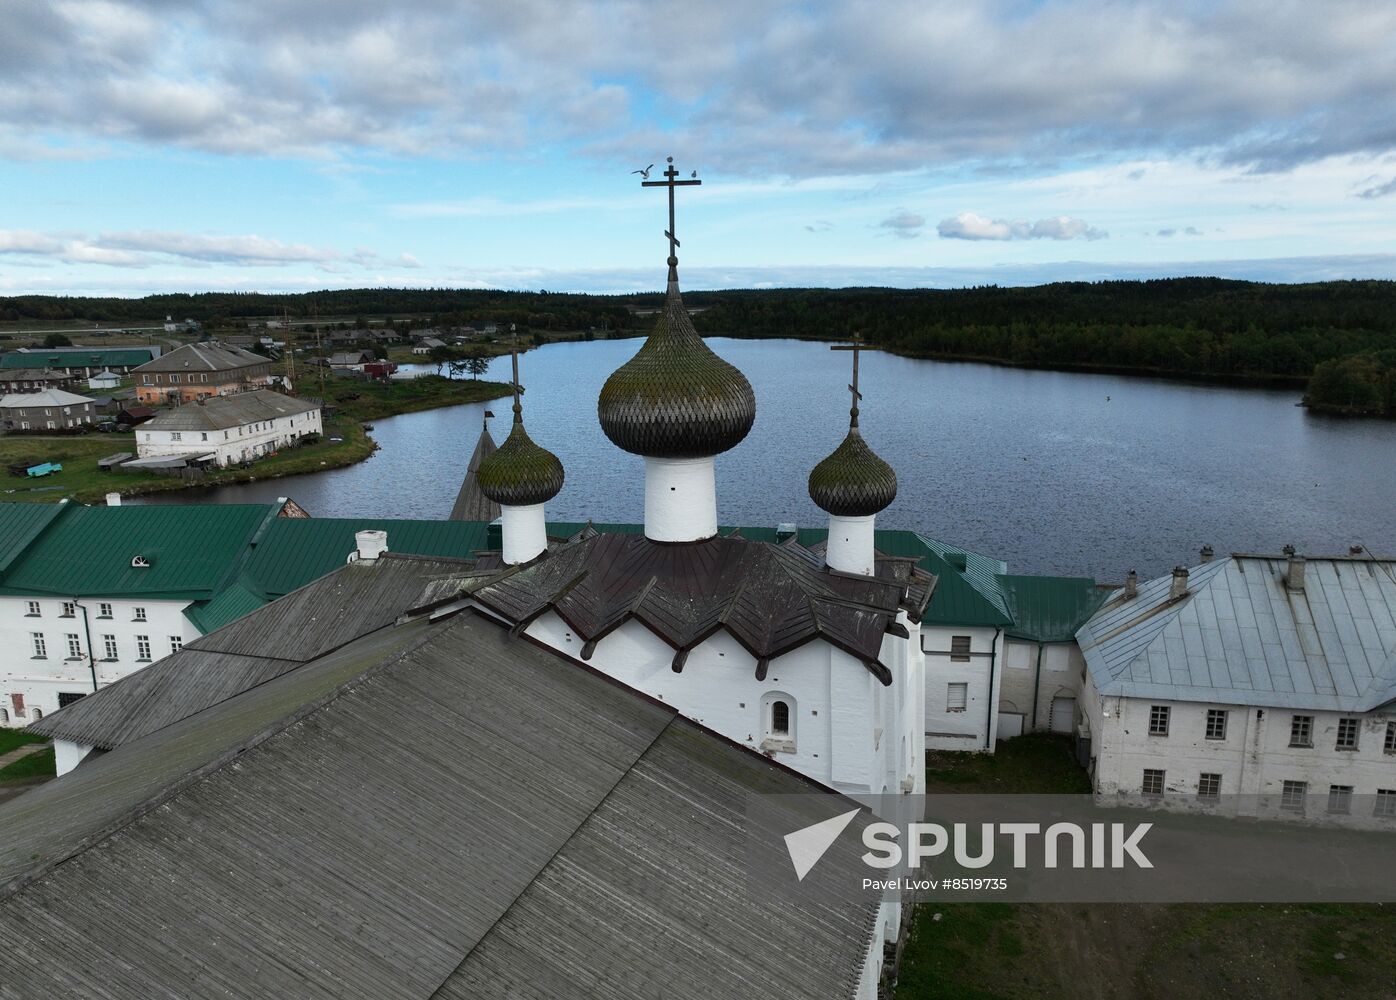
937;212;1107;241
879;211;925;237
0;228;422;270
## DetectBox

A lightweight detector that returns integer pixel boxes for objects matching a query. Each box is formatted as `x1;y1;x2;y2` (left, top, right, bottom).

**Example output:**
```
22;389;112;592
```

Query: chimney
353;529;388;562
1349;544;1365;556
1199;544;1214;563
1123;569;1138;599
1283;545;1305;592
775;522;797;545
105;492;121;507
1169;566;1189;600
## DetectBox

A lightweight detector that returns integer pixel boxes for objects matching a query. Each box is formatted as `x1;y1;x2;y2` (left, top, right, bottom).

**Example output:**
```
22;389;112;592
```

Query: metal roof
2;609;878;997
0;387;98;408
0;503;283;599
1;346;158;370
999;574;1109;643
131;340;266;373
142;389;319;431
1076;555;1396;711
0;503;66;576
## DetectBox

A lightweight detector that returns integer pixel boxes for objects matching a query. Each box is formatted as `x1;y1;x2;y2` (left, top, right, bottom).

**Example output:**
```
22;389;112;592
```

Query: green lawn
897;736;1396;1000
318;373;511;422
0;746;54;783
0;729;49;756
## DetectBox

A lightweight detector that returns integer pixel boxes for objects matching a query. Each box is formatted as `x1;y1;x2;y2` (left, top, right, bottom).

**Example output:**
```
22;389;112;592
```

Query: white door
997;712;1025;741
1049;696;1076;734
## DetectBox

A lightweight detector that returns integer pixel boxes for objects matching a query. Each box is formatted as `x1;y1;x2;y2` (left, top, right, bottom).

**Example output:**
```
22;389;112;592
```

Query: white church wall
53;738;94;775
921;625;1003;752
998;640;1087;736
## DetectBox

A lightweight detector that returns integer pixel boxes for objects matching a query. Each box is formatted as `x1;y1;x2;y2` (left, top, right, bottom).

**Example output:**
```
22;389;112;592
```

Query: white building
136;389;322;467
1076;551;1396;821
0;387;99;430
412;336;447;355
86;369;121;391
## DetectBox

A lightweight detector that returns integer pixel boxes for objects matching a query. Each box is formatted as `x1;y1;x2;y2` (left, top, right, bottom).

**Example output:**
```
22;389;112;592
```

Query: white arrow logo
784;808;861;881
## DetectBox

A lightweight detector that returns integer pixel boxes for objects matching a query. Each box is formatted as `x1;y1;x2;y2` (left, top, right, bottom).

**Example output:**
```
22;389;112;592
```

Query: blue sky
2;0;1395;297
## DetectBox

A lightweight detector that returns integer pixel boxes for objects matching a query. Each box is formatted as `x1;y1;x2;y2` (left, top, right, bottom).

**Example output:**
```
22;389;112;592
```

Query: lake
131;338;1396;580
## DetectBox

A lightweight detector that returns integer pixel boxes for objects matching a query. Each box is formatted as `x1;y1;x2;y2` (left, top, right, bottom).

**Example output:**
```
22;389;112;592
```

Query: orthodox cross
508;323;524;423
641;156;701;262
830;333;875;429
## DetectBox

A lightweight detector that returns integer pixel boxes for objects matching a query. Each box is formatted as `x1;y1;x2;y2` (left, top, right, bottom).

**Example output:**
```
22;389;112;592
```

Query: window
169;374;180;384
1386;723;1396;755
135;635;151;661
30;632;47;659
1281;780;1307;812
25;600;40;616
65;634;82;660
1149;705;1170;736
97;602;112;619
947;682;968;712
771;699;790;736
1142;769;1165;797
143;375;152;385
1327;785;1353;815
1376;790;1396;818
1197;773;1221;799
61;600;76;617
169;635;183;654
171;432;182;441
950;635;972;661
57;692;85;709
31;708;42;721
102;635;118;660
1205;709;1228;740
200;432;208;441
1289;715;1313;748
132;606;147;622
10;693;25;718
1335;717;1359;751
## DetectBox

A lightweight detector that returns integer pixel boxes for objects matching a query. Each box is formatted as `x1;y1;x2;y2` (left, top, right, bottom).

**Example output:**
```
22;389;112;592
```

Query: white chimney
1169;565;1189;600
353;529;388;562
1199;544;1214;563
1123;569;1138;599
105;492;121;507
1283;546;1305;592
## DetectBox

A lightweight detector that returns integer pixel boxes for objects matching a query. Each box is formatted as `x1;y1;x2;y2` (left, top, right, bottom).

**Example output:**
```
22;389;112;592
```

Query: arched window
771;700;791;736
761;692;796;751
0;707;8;724
31;708;43;721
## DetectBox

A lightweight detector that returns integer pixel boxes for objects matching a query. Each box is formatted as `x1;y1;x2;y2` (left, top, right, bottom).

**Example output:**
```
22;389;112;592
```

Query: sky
1;0;1395;297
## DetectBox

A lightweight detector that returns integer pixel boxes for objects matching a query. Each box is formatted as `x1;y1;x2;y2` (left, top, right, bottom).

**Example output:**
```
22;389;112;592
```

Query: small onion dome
598;270;755;458
808;427;897;517
476;420;564;507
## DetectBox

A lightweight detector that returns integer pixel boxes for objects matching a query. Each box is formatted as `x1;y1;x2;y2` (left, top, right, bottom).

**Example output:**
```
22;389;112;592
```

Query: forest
4;278;1395;415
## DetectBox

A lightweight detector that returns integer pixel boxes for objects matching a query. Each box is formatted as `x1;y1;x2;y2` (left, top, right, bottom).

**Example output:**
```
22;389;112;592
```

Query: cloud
1356;176;1396;199
0;228;421;270
879;211;925;237
1155;226;1204;237
804;220;834;233
0;2;1393;174
937;212;1107;241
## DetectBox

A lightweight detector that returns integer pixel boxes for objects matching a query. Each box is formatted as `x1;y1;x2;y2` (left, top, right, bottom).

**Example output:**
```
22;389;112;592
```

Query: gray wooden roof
143;388;319;431
1;607;877;997
448;422;501;522
1076;554;1396;711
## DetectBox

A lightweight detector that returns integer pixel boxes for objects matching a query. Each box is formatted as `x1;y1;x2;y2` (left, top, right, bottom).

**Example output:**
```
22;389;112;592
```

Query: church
1;167;929;997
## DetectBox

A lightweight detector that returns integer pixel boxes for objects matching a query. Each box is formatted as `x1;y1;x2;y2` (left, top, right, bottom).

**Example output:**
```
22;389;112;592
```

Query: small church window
771;700;790;736
947;682;968;712
950;636;971;661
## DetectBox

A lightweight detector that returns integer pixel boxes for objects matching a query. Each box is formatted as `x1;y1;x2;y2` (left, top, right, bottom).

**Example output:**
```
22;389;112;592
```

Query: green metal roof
1;348;157;370
0;504;281;599
0;502;67;576
997;574;1109;642
184;579;266;634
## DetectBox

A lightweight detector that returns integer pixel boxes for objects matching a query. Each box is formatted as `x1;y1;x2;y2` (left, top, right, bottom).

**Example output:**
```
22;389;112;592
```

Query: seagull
632;164;654;179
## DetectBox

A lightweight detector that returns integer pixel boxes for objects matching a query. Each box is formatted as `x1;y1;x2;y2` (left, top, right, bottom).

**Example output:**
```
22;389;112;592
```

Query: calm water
132;339;1396;580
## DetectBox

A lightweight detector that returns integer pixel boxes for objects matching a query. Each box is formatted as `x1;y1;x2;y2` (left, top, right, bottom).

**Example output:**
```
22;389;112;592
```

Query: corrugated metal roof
142;389;319;431
0;502;66;575
0;503;281;598
1076;556;1396;711
1;346;157;370
0;388;99;408
999;574;1109;642
1;611;878;997
132;341;265;373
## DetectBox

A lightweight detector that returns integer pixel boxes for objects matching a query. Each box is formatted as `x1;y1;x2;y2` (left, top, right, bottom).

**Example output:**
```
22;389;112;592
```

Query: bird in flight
632;164;654;179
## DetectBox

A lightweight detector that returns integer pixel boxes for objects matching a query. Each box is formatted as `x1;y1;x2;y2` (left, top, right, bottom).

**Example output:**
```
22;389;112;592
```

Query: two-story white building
136;389;321;467
1076;551;1396;821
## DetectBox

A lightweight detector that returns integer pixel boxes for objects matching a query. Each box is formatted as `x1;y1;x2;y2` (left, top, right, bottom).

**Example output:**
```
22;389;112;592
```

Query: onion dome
808;426;897;517
598;265;756;458
477;356;564;507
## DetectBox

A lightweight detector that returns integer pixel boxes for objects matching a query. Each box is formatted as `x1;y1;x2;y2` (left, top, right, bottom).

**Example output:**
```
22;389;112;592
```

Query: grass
0;746;55;782
316;373;512;422
0;729;49;756
896;735;1396;999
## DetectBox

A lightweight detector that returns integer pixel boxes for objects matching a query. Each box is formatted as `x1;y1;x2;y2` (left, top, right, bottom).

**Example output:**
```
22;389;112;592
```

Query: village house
86;369;121;391
135;389;322;466
411;336;447;355
1;345;159;378
1075;550;1396;822
0;387;99;430
328;349;375;369
130;341;274;404
0;368;76;394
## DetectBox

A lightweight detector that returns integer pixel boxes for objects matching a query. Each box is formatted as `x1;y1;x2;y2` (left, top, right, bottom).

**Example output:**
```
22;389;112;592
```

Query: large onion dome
598;266;756;458
808;426;897;517
477;393;564;507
